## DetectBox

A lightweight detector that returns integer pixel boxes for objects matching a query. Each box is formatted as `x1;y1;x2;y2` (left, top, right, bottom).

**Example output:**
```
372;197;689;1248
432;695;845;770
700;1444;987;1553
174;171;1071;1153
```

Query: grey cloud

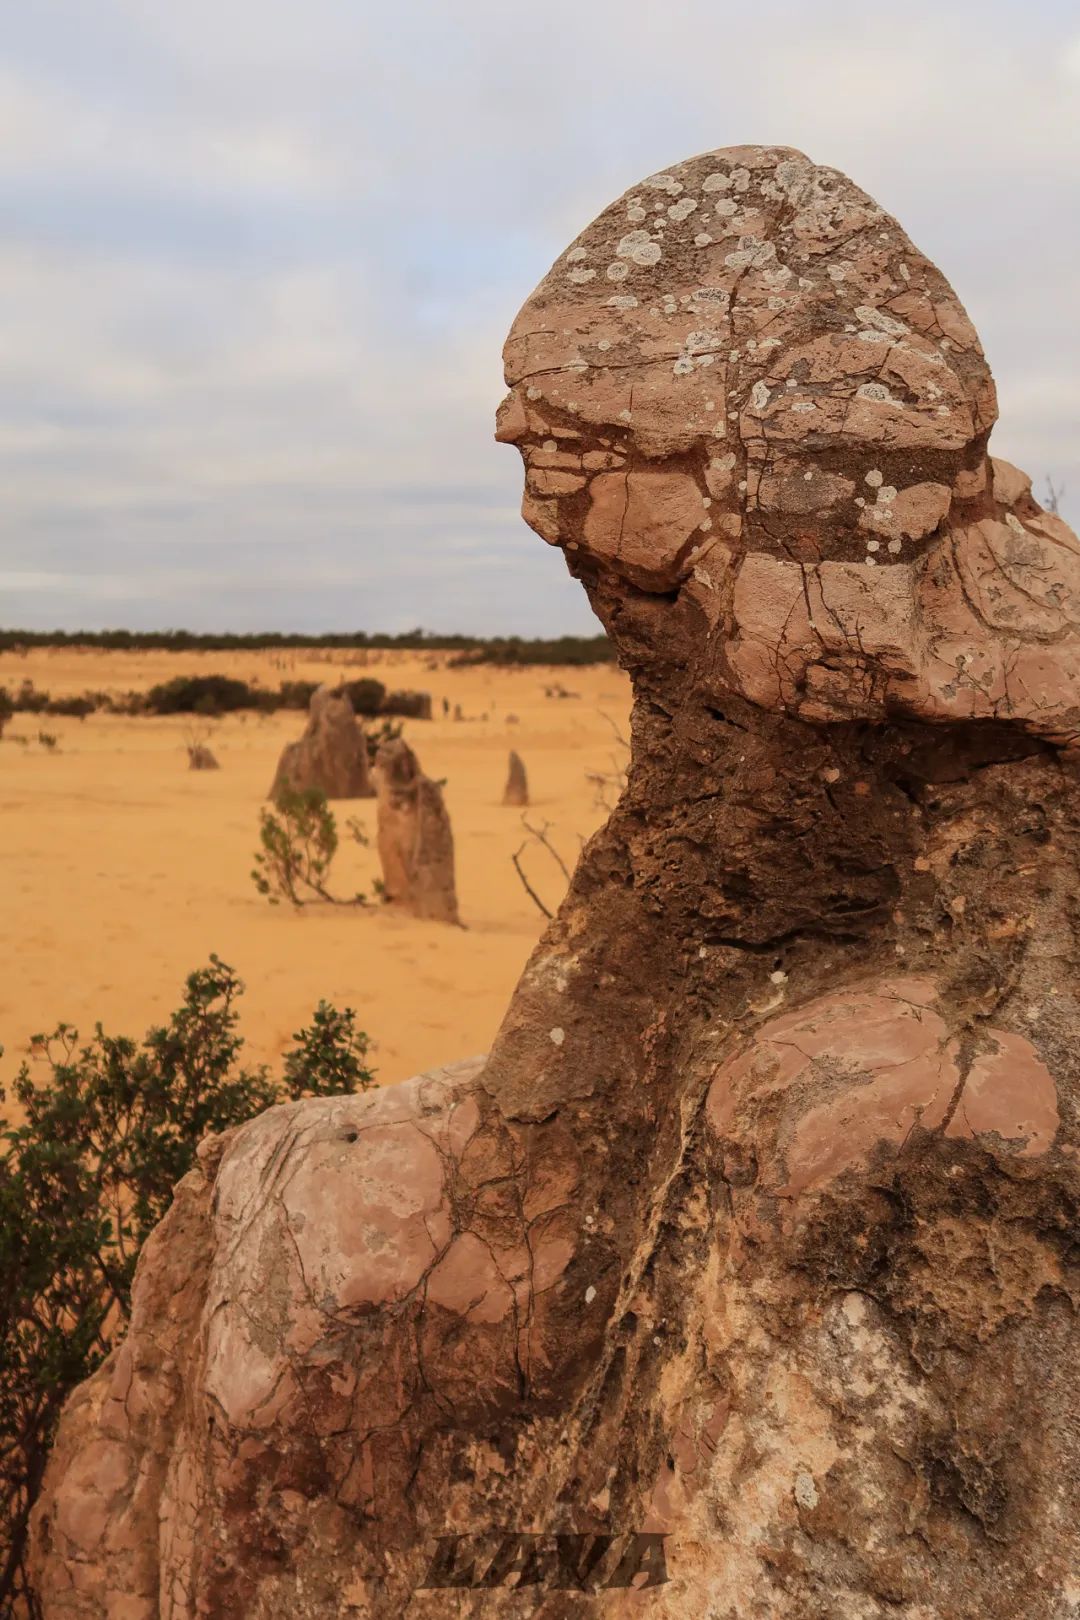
1;0;1077;634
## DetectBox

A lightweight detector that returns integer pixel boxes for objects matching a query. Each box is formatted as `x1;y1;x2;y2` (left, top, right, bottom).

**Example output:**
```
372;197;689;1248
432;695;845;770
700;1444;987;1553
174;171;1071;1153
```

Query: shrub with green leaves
282;1001;375;1097
0;958;375;1616
252;788;367;908
143;674;261;715
12;682;48;715
380;689;431;719
338;676;385;716
278;679;320;709
43;696;94;720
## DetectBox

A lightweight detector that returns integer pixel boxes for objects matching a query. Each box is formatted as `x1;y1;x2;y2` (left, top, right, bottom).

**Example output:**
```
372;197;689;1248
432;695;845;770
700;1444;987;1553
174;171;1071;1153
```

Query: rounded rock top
499;144;995;463
497;146;1080;747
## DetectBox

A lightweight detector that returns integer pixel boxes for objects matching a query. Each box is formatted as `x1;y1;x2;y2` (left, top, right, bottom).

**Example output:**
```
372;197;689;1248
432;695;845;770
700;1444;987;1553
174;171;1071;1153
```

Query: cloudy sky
3;1;1079;635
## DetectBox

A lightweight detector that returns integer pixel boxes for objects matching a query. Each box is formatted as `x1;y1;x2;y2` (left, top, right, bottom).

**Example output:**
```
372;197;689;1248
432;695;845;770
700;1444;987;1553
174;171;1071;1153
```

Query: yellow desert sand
0;645;629;1095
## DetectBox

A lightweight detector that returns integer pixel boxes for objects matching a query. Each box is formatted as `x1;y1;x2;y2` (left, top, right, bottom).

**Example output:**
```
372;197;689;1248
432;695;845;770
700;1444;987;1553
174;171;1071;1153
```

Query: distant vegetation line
0;675;430;722
0;628;616;665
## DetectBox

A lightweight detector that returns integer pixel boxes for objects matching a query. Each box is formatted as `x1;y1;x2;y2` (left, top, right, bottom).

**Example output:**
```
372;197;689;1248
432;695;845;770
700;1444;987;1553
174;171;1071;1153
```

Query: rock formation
268;685;373;803
182;723;219;771
502;748;529;806
186;745;219;771
373;737;459;924
31;148;1080;1618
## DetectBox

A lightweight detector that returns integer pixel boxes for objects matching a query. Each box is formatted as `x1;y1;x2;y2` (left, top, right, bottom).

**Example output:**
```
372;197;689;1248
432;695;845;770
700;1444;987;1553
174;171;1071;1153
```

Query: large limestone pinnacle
31;148;1080;1618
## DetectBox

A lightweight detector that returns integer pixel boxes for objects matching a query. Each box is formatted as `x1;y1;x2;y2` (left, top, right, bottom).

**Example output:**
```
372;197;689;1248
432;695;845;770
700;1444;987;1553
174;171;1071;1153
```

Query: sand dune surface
1;646;629;1098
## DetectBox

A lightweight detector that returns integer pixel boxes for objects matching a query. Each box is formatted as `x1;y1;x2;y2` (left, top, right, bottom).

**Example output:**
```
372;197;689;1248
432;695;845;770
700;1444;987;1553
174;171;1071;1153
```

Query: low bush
143;674;263;715
252;788;369;908
10;682;49;715
43;696;94;720
278;679;320;709
0;959;375;1615
381;688;431;719
339;677;386;716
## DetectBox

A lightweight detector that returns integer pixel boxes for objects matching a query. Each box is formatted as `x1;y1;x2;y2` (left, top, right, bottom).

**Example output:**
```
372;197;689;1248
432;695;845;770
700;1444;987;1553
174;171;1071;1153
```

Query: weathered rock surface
502;749;529;806
32;147;1080;1618
373;737;459;924
268;686;374;802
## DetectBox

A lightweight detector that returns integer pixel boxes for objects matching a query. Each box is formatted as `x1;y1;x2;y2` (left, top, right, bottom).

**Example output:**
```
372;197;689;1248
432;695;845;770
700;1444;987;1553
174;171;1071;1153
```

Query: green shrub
252;789;367;908
12;682;48;715
0;959;375;1615
283;1002;374;1097
339;677;386;716
103;690;145;716
43;696;94;720
381;688;431;719
143;674;262;715
278;680;320;709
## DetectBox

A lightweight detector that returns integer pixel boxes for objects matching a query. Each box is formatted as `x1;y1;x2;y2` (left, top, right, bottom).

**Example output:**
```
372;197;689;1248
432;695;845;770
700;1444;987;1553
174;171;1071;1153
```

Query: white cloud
1;0;1078;631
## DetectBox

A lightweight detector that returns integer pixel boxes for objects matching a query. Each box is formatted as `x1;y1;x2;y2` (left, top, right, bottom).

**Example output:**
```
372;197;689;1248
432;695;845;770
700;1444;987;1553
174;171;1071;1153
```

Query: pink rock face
372;737;459;924
499;147;1080;749
502;749;528;806
269;684;374;802
705;976;1061;1200
944;1029;1060;1155
31;149;1080;1619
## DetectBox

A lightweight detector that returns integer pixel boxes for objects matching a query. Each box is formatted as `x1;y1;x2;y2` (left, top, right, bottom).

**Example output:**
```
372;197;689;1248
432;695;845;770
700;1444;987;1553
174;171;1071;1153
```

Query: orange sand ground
1;647;630;1102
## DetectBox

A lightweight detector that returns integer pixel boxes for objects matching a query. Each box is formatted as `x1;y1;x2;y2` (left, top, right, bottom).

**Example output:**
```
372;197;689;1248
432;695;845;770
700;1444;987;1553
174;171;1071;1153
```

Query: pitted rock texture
32;148;1080;1619
502;749;529;807
373;737;459;925
498;146;1080;747
269;685;374;803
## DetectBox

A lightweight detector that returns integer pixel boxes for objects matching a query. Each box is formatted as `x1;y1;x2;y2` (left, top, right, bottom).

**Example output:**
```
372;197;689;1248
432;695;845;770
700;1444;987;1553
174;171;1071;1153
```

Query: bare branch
511;844;554;919
521;816;570;880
